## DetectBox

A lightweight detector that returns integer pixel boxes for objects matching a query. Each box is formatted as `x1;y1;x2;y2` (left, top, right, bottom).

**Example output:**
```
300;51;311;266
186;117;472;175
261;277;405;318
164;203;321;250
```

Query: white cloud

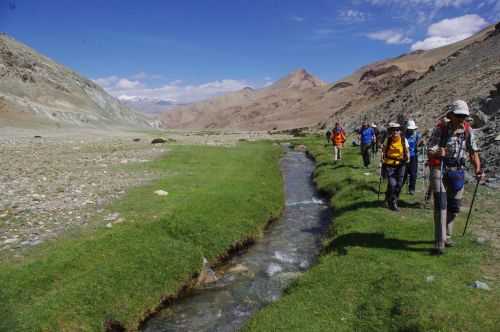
94;75;251;103
367;29;413;44
364;0;474;8
116;78;142;90
290;15;305;22
93;75;118;87
338;9;367;23
410;14;489;50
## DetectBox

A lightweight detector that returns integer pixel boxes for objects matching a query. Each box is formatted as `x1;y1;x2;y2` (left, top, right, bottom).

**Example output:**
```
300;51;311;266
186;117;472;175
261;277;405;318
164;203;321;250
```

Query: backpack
428;120;472;167
384;135;408;164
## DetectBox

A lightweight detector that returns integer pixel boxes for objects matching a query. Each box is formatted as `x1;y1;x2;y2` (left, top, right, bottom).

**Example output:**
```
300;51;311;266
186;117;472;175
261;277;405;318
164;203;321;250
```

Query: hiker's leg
446;186;464;241
395;165;406;200
409;156;418;193
431;167;447;249
333;146;338;161
338;146;342;160
387;167;398;206
363;145;371;166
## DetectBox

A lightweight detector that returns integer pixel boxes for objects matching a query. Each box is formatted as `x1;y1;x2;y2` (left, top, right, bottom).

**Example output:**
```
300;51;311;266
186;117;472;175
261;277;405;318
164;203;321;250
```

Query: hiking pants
361;143;371;167
430;167;464;249
385;164;405;204
333;145;342;161
371;141;378;155
403;155;418;192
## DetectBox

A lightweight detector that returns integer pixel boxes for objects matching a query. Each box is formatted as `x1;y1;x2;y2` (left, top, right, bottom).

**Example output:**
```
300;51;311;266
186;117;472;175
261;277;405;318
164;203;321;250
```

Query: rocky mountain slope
0;34;156;129
160;25;496;131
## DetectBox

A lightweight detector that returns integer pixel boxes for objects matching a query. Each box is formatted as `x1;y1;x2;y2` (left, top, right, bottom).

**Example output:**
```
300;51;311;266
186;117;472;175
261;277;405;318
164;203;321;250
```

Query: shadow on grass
325;232;433;254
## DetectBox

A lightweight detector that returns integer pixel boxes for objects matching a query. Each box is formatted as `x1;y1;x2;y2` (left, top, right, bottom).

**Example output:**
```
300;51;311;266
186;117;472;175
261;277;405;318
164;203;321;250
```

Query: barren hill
0;34;155;129
160;24;496;131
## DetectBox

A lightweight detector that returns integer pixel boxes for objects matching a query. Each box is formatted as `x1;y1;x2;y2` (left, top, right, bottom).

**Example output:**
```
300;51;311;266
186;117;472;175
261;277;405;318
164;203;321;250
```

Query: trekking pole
378;162;383;201
462;177;481;236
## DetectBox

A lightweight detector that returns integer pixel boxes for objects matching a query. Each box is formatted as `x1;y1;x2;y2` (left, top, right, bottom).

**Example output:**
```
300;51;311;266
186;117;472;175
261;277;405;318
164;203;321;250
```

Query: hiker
427;100;482;255
325;128;332;144
331;122;346;161
359;122;376;167
403;120;422;195
371;123;379;155
382;122;410;212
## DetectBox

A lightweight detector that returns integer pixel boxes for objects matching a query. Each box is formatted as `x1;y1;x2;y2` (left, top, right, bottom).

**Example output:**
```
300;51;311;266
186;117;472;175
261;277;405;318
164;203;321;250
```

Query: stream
141;148;332;332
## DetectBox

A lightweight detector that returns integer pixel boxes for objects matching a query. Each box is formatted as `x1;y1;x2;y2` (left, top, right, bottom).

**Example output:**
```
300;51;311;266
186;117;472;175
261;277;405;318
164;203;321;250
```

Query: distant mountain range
160;24;498;132
118;96;178;115
0;33;158;129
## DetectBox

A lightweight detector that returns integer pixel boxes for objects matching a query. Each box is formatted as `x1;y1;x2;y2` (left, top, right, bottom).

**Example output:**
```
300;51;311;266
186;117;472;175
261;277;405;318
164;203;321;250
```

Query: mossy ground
0;142;284;332
245;136;500;332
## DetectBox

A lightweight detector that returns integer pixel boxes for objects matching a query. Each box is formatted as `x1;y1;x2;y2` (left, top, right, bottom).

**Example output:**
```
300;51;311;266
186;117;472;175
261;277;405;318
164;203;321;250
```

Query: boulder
151;138;166;144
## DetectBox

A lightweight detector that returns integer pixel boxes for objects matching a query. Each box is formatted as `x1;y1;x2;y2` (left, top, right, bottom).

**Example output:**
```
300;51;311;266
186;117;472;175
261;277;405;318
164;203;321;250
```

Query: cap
448;100;470;116
406;120;418;130
388;122;401;129
371;123;377;128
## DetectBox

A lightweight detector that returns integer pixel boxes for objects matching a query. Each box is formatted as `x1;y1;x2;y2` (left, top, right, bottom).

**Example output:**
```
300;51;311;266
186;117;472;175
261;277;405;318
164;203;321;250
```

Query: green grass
245;137;500;332
0;142;284;332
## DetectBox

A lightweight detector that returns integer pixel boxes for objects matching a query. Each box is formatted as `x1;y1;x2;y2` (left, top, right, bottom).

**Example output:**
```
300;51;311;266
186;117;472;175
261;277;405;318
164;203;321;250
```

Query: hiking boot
430;248;445;256
409;190;415;195
445;239;455;247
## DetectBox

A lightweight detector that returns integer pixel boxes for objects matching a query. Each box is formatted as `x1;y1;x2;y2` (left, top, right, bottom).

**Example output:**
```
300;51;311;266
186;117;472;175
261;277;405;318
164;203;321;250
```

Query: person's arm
467;131;482;179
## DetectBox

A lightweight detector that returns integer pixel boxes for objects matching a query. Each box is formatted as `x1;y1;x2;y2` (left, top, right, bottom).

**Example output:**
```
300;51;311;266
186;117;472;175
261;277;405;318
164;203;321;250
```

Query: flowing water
142;148;332;332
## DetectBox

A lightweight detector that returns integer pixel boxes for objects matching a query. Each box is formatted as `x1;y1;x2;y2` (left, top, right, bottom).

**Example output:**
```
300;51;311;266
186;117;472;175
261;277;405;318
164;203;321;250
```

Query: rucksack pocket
444;169;465;192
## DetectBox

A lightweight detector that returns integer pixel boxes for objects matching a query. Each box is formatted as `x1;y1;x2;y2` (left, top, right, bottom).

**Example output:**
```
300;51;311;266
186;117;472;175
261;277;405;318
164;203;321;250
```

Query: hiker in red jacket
427;100;482;255
331;122;346;161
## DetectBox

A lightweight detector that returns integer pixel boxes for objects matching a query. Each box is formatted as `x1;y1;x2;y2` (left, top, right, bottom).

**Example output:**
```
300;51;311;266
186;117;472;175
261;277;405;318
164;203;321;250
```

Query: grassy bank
245;137;500;331
0;142;284;331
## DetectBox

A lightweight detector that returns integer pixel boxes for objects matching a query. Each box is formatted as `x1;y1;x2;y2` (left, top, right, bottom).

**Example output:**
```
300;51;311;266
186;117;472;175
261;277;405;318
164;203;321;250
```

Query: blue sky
1;0;499;103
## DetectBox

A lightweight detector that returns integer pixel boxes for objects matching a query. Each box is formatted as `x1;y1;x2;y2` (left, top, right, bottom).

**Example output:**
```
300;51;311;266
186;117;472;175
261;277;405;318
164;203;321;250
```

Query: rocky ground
0;129;289;257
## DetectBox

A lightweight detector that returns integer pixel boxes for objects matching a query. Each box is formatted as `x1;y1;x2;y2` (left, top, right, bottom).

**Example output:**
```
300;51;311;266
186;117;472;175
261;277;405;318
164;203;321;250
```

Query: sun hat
448;100;470;116
388;122;400;129
371;123;377;128
406;120;418;130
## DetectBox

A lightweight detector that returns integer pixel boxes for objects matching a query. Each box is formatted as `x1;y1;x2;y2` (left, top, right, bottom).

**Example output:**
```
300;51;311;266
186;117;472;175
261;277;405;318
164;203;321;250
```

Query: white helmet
449;100;470;116
406;120;418;130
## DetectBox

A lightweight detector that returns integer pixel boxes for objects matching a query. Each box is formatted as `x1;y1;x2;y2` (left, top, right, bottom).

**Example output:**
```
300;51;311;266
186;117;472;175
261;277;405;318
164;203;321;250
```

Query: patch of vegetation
0;142;284;331
244;137;500;331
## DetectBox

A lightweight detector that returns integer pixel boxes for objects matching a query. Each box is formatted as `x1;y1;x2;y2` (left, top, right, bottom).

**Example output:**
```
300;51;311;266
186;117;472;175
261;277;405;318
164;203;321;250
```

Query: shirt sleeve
427;127;441;153
467;129;480;153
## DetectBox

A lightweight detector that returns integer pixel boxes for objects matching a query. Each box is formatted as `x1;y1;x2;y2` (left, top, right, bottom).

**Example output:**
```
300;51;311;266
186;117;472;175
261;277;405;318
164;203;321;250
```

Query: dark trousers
385;164;406;204
403;155;418;192
361;144;371;167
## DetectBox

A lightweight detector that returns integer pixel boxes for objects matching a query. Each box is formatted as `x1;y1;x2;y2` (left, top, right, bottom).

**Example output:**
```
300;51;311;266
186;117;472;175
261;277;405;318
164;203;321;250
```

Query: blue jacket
360;127;375;145
405;131;421;158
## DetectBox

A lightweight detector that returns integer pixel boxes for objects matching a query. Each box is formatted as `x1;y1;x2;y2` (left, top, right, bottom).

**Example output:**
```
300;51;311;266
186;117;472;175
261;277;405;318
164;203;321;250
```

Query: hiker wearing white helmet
403;120;422;195
382;122;410;211
427;100;482;255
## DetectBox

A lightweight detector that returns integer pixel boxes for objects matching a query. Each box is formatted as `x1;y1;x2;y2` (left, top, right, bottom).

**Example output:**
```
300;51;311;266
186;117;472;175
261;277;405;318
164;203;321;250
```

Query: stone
197;257;218;285
472;281;490;290
154;190;169;196
227;264;249;274
151;138;167;144
104;212;120;222
3;238;18;244
426;276;435;283
105;223;113;229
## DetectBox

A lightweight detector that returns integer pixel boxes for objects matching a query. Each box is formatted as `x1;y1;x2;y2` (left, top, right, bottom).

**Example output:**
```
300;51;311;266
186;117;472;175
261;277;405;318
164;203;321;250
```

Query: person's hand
475;170;485;182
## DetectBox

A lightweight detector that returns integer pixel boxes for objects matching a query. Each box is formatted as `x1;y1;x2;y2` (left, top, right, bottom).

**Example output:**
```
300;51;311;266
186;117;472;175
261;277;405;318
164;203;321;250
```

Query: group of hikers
325;100;483;255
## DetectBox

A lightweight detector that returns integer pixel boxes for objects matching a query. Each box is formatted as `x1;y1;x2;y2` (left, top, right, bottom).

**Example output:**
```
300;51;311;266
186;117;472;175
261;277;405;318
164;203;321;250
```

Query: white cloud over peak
410;14;489;51
367;30;413;44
